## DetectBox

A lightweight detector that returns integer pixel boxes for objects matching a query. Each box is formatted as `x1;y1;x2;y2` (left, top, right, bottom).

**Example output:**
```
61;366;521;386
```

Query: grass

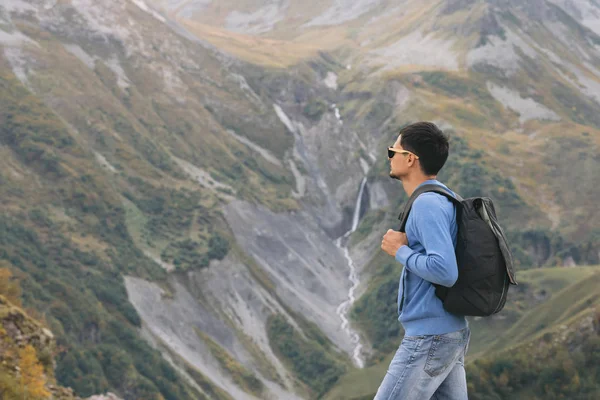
324;265;600;400
195;330;265;398
467;265;600;356
180;20;348;68
480;269;600;356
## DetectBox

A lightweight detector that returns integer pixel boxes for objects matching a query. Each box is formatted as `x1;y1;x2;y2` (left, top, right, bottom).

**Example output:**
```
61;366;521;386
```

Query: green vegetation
0;271;74;399
479;271;600;356
122;177;231;271
160;233;229;271
267;314;347;398
196;330;265;397
418;72;505;123
0;217;203;399
327;267;600;400
350;252;403;362
123;177;203;239
467;314;600;399
467;266;600;357
0;69;208;399
552;82;600;128
369;133;536;230
304;98;329;121
349;209;386;247
507;229;600;268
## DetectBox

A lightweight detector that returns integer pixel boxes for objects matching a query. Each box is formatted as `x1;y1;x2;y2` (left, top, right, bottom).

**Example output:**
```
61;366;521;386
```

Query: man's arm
395;193;458;287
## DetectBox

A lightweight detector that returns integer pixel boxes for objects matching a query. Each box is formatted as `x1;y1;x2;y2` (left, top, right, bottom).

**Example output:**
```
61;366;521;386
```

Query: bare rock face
0;297;54;352
123;198;362;399
223;200;355;353
86;393;124;400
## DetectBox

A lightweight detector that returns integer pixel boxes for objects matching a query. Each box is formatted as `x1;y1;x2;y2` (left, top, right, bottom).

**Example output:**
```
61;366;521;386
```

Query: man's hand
381;229;408;257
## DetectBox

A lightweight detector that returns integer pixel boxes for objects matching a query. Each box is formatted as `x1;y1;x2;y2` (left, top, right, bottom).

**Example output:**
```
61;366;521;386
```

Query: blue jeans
374;327;470;400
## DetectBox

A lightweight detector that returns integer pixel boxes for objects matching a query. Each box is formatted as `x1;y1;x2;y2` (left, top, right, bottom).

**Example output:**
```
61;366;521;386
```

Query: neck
401;174;437;197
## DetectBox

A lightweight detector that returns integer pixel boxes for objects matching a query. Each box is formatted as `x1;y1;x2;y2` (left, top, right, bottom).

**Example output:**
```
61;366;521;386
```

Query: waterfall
335;177;367;368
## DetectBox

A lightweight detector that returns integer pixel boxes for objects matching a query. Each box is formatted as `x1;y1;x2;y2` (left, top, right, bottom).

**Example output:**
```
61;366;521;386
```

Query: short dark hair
399;122;449;176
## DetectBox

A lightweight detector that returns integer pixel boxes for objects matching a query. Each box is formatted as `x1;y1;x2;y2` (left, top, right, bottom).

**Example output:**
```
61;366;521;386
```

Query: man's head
388;122;449;181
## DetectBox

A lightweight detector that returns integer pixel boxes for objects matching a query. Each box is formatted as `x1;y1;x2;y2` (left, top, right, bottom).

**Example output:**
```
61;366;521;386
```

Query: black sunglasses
388;147;420;159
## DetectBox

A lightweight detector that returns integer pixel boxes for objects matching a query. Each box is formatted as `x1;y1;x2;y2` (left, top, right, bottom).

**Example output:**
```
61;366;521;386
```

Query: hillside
0;266;126;400
467;299;600;399
0;0;599;399
325;266;600;400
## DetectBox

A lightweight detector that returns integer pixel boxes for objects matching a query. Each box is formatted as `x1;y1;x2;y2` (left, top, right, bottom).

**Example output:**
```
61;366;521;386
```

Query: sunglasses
388;147;419;159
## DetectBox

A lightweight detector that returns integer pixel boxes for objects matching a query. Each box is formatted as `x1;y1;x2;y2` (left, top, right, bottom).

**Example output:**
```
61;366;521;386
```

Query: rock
86;393;123;400
0;295;81;399
42;327;54;339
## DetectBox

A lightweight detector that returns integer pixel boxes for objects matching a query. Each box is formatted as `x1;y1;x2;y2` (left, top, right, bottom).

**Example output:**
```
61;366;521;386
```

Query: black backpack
398;184;518;317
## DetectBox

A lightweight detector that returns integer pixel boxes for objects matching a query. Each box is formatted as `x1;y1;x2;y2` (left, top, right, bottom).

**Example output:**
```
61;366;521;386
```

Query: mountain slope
325;266;600;400
1;0;599;399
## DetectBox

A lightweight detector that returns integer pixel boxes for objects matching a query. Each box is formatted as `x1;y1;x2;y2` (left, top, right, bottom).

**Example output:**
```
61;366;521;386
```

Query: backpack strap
397;184;462;232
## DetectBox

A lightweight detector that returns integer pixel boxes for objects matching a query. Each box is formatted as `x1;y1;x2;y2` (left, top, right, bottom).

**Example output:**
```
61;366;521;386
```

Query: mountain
0;0;599;399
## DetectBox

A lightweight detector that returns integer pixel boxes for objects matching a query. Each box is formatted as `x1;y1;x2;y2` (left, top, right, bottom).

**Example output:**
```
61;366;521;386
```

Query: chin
389;171;401;181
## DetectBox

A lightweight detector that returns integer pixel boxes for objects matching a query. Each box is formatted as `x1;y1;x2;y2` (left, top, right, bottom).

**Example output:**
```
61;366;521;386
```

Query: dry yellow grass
180;20;349;68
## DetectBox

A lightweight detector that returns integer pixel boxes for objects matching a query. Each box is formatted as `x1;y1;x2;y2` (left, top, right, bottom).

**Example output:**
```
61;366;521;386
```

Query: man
376;122;470;400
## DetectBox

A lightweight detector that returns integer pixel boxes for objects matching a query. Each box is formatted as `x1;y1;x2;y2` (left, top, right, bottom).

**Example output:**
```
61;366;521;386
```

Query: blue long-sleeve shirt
394;180;467;336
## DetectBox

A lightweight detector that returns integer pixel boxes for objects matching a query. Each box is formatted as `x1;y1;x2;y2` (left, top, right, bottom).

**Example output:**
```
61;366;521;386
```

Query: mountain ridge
1;0;599;398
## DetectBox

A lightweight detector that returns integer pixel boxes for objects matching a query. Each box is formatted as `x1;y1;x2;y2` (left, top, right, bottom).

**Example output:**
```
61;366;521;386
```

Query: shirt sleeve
395;193;458;287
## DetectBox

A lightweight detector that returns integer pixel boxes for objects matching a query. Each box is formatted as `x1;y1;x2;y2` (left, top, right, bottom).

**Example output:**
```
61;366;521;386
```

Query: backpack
398;184;518;317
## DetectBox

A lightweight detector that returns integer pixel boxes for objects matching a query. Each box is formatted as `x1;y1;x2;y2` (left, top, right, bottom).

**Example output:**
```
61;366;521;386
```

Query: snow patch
487;82;560;123
1;0;37;15
168;0;213;19
395;83;411;108
71;0;132;42
172;156;235;197
331;104;343;125
323;71;338;90
226;129;282;167
230;73;263;106
159;65;187;103
288;159;306;198
549;0;600;36
567;63;600;105
63;44;96;69
0;29;38;47
145;251;175;272
130;0;167;22
94;151;118;173
106;56;131;89
359;158;369;174
371;31;459;71
539;47;564;66
225;2;288;34
274;104;296;134
87;393;123;400
305;0;382;27
467;29;537;75
3;47;30;85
